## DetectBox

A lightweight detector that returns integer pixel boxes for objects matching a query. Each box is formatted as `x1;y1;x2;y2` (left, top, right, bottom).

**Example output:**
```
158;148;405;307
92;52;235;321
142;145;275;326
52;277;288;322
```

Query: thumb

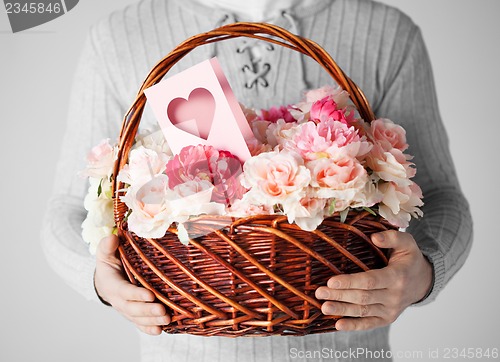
371;230;416;251
96;234;119;260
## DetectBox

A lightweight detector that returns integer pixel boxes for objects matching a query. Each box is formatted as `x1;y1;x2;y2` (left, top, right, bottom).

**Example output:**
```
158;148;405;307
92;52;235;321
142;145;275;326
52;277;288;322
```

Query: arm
40;25;170;334
316;27;473;330
41;26;124;302
377;27;473;305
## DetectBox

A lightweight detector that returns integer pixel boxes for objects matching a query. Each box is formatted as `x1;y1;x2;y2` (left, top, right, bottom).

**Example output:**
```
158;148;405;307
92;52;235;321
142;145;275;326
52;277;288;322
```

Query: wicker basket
112;22;394;337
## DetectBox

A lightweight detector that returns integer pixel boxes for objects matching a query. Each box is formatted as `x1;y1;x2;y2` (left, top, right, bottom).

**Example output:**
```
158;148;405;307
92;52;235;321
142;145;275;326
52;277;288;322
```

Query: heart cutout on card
167;88;216;140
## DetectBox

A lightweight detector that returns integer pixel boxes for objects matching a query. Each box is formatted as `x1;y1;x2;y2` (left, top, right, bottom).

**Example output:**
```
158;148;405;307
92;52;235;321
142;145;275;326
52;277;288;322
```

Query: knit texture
41;0;473;360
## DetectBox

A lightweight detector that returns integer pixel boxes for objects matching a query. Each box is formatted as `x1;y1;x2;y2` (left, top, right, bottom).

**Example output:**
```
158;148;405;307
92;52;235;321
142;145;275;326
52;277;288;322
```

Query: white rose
378;182;424;228
80;139;117;179
117;146;171;189
135;129;172;155
369;148;413;187
122;176;225;239
283;196;326;231
81;218;114;255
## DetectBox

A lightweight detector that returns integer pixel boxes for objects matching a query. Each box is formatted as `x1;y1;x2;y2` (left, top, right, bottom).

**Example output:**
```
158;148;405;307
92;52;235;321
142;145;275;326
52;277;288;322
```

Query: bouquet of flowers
81;85;423;254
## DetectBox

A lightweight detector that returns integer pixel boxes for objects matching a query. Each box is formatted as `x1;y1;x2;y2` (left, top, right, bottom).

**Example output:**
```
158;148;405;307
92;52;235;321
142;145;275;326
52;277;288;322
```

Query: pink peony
370;118;408;152
259;105;296;123
309;96;355;125
285;119;371;161
242;150;311;204
165;145;245;205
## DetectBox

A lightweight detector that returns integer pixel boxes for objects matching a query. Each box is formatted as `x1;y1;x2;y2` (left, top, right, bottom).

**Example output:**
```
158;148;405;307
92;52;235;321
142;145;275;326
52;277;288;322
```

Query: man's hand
315;230;433;331
94;235;171;335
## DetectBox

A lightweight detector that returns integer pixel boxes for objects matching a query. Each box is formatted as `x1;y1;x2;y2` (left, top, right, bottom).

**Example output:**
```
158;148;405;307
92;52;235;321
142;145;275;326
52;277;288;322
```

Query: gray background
1;1;499;361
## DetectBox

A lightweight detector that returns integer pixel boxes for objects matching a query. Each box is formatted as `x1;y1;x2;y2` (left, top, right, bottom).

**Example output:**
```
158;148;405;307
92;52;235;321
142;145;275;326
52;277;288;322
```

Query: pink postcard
144;57;253;162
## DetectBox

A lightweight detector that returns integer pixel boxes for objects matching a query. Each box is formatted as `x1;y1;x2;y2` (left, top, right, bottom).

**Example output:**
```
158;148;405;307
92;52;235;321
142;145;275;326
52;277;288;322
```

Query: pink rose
370;118;408;152
165;145;245;205
81;138;117;178
259;105;296;123
308;157;368;200
242;150;311;205
378;181;424;228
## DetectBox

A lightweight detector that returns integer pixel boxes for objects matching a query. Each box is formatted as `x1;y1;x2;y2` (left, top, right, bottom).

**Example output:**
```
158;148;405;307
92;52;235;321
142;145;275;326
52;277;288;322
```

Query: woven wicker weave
112;22;393;337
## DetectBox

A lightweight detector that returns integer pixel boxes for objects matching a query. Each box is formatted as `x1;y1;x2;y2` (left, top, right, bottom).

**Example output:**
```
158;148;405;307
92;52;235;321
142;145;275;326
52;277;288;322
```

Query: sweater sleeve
41;25;126;302
375;27;473;305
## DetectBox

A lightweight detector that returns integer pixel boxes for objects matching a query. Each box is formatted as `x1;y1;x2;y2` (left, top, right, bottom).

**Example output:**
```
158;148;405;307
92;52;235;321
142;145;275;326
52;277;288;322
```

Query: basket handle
113;22;375;223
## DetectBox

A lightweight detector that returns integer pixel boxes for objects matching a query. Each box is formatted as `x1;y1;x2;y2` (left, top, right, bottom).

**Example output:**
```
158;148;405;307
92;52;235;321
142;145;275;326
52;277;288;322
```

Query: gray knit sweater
41;0;473;361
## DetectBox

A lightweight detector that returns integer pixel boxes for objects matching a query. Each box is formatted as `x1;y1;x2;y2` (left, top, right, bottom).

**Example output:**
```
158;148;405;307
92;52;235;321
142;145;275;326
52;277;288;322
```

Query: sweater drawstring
210;13;235;58
282;10;310;91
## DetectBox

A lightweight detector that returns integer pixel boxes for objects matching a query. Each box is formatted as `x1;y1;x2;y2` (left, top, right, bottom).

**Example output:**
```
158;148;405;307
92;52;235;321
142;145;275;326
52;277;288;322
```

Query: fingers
112;295;171;336
335;317;385;331
314;230;423;332
316;286;388;306
326;267;396;291
321;301;384;318
124;304;170;328
96;235;120;260
93;237;172;336
121;301;167;318
118;301;170;335
116;281;156;303
138;325;163;336
371;230;417;251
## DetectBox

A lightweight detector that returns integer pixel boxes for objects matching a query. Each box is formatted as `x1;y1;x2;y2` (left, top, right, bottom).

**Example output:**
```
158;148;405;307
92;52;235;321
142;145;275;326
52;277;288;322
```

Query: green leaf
122;209;132;223
97;179;103;197
328;199;336;215
340;208;349;223
362;206;377;216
